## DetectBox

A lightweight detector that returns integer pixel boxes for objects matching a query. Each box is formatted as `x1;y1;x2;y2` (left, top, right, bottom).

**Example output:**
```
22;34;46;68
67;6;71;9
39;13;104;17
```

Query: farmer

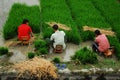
92;30;110;55
50;24;66;50
18;19;34;42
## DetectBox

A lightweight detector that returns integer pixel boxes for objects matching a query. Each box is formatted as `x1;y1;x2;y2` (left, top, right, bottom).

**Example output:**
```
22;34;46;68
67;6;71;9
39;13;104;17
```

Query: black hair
22;19;29;24
94;30;101;35
52;24;58;30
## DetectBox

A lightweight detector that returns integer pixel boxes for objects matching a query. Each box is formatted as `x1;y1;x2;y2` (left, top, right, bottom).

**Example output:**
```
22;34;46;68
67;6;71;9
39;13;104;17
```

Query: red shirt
18;24;32;41
95;34;110;52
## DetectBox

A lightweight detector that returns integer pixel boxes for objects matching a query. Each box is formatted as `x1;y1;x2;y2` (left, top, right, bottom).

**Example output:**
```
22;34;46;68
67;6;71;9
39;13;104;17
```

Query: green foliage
65;0;110;29
42;23;53;39
28;52;35;59
40;0;81;44
0;47;8;56
107;36;120;60
34;39;47;50
71;47;98;64
39;48;48;54
36;52;41;56
92;0;120;40
81;31;94;41
52;57;60;63
3;3;41;40
65;0;112;41
34;39;48;55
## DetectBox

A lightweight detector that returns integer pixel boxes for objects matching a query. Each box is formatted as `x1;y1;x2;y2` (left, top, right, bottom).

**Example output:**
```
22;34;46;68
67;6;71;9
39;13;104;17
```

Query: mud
47;41;92;62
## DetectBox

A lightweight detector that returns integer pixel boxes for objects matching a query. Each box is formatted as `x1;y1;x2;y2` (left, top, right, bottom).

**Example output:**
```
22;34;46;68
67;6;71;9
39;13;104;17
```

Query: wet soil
0;1;120;78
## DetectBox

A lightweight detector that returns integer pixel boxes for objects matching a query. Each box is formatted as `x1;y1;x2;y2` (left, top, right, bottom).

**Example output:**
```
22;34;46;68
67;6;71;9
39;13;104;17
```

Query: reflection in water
63;43;80;62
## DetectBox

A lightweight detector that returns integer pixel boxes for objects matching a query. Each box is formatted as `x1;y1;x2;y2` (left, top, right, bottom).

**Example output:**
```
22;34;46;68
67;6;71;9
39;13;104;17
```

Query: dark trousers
92;42;100;53
45;38;54;48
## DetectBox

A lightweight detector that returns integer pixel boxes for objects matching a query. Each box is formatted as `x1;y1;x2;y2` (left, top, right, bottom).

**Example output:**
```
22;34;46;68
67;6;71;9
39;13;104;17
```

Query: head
94;30;101;36
22;19;29;24
52;24;58;32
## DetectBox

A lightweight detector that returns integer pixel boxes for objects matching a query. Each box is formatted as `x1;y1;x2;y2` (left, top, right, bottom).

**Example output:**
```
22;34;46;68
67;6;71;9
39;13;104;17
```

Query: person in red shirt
18;19;34;41
92;30;110;54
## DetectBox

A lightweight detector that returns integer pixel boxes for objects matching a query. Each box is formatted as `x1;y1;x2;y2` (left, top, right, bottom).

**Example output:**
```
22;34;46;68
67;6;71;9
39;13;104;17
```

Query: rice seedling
92;0;120;40
71;47;98;64
107;36;120;59
65;0;111;41
40;0;81;44
0;47;8;56
3;3;41;40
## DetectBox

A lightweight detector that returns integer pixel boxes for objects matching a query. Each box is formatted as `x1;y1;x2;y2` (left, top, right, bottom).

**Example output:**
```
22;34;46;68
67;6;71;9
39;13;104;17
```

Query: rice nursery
3;3;41;40
91;0;120;40
40;0;81;44
1;0;120;79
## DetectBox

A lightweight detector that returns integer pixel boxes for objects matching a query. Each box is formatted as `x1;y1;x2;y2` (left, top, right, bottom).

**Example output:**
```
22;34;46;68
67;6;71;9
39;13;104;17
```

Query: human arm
30;32;34;37
29;26;34;37
62;31;67;43
50;34;54;42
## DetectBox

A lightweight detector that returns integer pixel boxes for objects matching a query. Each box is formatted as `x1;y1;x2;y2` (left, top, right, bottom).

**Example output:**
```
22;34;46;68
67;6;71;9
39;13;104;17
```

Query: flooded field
0;0;120;80
0;0;93;63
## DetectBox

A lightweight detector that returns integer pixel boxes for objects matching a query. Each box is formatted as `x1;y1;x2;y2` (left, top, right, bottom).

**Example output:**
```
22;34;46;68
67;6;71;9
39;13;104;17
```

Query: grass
65;0;110;29
65;0;111;41
40;0;81;44
107;36;120;59
0;47;8;56
91;0;120;40
34;39;49;55
3;3;41;40
67;58;120;70
71;47;98;64
2;0;120;71
65;0;120;59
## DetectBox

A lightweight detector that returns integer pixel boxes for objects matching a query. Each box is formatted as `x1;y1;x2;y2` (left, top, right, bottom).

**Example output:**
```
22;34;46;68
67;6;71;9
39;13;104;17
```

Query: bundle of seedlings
13;57;58;80
71;47;98;64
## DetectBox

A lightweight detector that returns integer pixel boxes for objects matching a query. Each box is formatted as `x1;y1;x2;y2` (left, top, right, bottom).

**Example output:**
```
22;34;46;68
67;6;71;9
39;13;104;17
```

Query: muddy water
47;41;92;62
63;41;92;61
63;43;80;62
9;49;27;63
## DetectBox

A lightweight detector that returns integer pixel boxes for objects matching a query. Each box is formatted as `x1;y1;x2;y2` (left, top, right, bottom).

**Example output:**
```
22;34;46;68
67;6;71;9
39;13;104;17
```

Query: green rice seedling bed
65;0;111;41
65;0;120;59
92;0;120;40
3;3;41;40
65;0;110;29
40;0;81;44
